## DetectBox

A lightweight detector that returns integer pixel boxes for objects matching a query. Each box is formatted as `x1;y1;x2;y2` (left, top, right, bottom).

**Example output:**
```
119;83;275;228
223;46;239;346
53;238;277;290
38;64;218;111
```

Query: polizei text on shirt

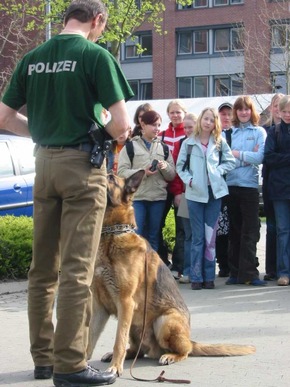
28;61;77;75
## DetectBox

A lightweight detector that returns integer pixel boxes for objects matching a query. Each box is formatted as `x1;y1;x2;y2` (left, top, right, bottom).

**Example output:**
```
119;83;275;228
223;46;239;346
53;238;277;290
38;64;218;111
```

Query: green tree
0;0;193;96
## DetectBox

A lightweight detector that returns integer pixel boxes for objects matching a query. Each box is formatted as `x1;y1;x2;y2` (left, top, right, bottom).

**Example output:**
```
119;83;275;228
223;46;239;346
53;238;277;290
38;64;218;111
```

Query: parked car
0;133;35;216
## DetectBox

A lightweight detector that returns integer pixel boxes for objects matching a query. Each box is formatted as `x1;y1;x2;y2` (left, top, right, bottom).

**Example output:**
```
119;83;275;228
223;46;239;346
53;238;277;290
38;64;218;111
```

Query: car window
13;141;35;174
0;143;14;177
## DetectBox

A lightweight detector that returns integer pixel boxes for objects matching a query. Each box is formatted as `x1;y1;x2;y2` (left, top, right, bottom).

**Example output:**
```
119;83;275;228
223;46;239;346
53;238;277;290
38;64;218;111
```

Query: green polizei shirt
2;34;134;145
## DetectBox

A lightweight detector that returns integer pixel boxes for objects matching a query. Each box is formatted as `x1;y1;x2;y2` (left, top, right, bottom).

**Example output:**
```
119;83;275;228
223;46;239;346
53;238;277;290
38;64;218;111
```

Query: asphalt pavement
0;222;290;387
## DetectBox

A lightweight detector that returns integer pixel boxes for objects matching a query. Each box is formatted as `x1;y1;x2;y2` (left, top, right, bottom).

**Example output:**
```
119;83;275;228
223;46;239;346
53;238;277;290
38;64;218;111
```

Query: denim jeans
187;187;221;283
273;200;290;278
263;180;277;276
133;200;166;252
182;217;192;276
227;186;260;283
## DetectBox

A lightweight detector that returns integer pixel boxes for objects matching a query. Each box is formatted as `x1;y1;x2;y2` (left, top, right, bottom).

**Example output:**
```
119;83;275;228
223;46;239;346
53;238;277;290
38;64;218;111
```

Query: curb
0;280;28;295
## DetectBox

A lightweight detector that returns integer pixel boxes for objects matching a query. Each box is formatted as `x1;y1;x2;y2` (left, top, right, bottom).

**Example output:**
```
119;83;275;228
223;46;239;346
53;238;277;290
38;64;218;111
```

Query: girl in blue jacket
176;107;235;290
226;96;267;286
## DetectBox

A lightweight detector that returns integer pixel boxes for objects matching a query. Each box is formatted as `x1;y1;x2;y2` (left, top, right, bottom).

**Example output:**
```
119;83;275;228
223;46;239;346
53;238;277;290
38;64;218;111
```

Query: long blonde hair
264;93;284;127
194;107;222;148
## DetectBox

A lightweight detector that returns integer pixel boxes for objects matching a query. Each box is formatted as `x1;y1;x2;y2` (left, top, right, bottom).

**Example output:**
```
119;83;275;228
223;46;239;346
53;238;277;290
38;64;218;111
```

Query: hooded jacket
176;135;235;203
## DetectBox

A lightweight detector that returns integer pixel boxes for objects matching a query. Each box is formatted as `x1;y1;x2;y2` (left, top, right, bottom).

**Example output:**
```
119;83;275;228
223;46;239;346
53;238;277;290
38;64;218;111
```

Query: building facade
120;0;290;100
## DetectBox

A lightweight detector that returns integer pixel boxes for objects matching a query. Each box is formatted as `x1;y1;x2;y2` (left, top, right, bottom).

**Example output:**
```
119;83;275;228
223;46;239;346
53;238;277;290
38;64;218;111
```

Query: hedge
0;216;33;279
0;210;176;280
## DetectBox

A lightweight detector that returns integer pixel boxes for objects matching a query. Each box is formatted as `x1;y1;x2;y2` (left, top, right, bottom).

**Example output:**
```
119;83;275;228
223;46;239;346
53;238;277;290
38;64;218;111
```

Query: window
194;77;208;97
215;77;230;96
213;0;244;4
214;0;228;5
178;75;243;98
214;27;244;52
0;143;14;178
124;34;152;59
177;0;207;9
194;0;208;7
231;28;244;50
177;77;208;97
271;73;287;93
231;76;244;95
215;29;230;51
13;142;35;175
179;27;242;56
272;24;290;48
128;80;152;100
178;78;192;98
178;0;242;8
194;30;208;53
178;32;192;54
214;75;243;96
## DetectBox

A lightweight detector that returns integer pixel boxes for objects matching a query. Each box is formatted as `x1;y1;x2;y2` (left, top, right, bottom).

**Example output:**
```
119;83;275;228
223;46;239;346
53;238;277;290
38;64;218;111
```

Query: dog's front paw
159;354;176;365
101;352;113;363
106;364;123;376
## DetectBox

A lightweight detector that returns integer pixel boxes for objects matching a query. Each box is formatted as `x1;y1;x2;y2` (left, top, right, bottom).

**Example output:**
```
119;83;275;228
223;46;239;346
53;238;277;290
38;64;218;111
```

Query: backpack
125;140;169;166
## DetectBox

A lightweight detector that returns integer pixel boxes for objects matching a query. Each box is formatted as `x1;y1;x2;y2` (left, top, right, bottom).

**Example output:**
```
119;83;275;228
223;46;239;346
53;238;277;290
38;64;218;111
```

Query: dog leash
129;245;191;384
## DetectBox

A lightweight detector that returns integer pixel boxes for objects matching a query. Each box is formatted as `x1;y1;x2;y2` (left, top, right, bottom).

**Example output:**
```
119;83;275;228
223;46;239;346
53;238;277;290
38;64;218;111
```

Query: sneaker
277;277;289;286
203;281;215;289
264;273;277;281
191;282;202;290
53;365;116;386
34;366;53;380
225;277;238;285
179;275;190;284
245;279;267;286
171;270;182;280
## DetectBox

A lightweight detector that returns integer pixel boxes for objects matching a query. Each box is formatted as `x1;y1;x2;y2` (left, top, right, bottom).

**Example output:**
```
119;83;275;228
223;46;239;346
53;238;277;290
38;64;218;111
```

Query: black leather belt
40;143;93;152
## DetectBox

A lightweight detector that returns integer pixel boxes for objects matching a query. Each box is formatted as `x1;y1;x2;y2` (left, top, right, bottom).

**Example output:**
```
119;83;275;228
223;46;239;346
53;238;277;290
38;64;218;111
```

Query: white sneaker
179;275;190;283
171;270;182;280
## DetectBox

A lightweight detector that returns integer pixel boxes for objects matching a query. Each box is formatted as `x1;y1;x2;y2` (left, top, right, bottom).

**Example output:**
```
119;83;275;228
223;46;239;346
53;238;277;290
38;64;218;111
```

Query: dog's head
106;170;145;207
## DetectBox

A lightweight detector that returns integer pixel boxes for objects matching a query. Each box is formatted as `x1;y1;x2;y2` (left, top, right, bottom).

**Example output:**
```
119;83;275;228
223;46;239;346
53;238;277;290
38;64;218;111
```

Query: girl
173;113;198;284
107;129;131;173
159;99;187;275
264;95;290;286
132;102;153;137
262;93;284;281
176;108;235;290
118;110;175;252
226;96;267;286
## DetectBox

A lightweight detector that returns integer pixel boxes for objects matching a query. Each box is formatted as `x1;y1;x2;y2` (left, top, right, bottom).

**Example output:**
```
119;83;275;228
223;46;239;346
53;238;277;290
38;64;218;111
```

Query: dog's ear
125;170;145;196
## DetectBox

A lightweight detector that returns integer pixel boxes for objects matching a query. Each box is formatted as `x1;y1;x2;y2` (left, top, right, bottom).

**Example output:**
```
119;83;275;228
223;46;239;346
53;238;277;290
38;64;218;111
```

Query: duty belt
40;142;93;152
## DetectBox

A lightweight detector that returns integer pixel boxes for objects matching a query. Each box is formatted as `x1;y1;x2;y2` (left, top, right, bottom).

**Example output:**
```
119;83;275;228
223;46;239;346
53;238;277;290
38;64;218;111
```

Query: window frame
178;31;193;55
124;33;153;60
214;0;229;6
271;24;289;48
214;28;230;52
128;79;153;100
194;30;209;54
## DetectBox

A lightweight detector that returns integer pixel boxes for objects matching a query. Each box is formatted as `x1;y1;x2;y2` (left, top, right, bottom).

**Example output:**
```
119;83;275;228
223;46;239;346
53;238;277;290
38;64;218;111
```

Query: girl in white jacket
176;107;235;290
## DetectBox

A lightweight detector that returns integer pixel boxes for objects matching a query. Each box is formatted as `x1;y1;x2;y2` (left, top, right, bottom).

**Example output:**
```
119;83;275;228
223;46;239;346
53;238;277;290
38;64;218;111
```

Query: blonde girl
176;108;235;290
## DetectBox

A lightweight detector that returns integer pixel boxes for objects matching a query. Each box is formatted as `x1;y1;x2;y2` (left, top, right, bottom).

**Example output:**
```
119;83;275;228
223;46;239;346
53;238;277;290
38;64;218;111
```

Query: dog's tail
189;341;255;357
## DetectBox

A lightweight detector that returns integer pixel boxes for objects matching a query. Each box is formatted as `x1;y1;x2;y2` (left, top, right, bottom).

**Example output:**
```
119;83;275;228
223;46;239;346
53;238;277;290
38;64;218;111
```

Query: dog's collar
101;223;136;235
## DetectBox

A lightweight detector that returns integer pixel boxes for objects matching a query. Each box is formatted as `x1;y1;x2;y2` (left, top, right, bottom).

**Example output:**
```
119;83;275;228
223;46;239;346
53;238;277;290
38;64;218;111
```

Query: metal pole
45;0;51;41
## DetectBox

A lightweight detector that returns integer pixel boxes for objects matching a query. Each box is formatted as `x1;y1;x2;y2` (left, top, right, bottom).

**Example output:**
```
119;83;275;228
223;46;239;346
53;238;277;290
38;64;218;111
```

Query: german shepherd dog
87;170;255;376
